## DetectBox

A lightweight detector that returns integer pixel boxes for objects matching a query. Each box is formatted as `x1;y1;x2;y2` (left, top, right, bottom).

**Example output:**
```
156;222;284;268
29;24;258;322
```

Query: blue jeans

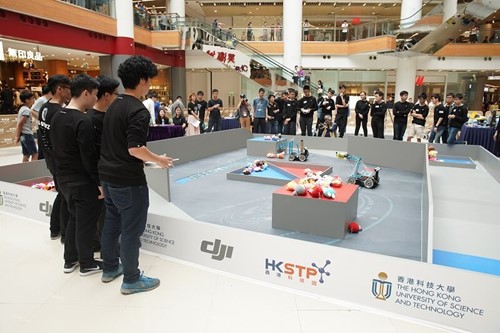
447;126;463;144
428;125;446;143
101;182;149;283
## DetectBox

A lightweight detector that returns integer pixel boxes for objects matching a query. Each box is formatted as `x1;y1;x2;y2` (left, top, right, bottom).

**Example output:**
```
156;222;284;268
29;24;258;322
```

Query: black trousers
284;121;296;135
354;114;368;136
371;119;385;139
335;112;348;138
393;122;407;141
60;181;102;268
50;174;68;237
253;117;267;134
299;117;313;136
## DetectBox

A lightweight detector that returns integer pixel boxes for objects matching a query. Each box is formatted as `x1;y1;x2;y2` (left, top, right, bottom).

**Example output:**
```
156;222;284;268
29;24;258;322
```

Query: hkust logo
200;239;233;261
265;258;331;286
372;272;392;301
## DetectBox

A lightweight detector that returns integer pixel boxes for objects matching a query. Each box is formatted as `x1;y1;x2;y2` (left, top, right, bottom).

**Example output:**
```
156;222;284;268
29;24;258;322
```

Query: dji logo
200;239;233;261
39;201;52;217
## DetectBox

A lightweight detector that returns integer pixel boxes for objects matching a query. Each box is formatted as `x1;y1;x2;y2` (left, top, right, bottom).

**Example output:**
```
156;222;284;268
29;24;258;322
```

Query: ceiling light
393;3;396;6
378;3;382;6
318;2;321;5
363;3;366;6
214;9;217;12
348;2;351;6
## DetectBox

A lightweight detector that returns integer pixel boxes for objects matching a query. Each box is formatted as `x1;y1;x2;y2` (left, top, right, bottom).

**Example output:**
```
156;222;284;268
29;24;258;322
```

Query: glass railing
133;9;180;30
59;0;115;17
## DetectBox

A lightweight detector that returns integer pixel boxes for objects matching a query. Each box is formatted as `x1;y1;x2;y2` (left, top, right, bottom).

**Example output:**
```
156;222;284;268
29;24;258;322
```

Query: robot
288;139;309;162
336;152;380;189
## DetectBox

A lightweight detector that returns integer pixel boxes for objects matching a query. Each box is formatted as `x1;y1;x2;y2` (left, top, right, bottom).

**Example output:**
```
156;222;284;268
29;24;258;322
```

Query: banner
142;213;500;333
202;44;251;78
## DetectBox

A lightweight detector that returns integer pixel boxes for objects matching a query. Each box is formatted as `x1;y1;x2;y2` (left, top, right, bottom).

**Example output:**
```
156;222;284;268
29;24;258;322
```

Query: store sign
6;47;43;61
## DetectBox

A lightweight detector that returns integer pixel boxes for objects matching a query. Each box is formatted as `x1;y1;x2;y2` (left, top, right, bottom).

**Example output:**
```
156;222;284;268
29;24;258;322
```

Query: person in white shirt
142;92;157;125
341;20;349;41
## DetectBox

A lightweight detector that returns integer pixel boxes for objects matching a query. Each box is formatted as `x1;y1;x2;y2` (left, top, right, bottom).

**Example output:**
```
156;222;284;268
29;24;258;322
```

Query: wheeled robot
337;152;380;189
288;139;309;162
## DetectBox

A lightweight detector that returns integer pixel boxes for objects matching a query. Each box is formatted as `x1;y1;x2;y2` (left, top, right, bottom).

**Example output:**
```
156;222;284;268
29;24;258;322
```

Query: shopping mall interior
0;1;499;332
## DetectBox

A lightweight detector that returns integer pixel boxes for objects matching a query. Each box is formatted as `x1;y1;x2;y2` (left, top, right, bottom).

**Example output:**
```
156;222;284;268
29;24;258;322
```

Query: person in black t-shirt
172;105;187;133
370;91;387;139
428;93;448;144
407;93;429;143
99;56;174;294
86;75;120;253
297;85;318;136
283;90;298;135
354;91;369;137
392;90;412;141
51;74;103;276
447;93;469;144
267;94;281;134
494;114;500;154
39;75;71;241
335;85;349;138
207;89;223;132
87;75;120;157
196;91;207;133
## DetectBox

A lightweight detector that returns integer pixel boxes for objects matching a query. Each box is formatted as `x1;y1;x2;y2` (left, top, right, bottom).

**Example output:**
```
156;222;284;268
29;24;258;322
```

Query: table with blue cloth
221;118;241;130
147;125;184;141
460;124;499;156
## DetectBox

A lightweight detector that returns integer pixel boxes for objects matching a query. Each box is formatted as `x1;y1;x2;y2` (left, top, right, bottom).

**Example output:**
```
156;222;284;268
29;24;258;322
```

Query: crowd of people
14;56;175;295
169;83;477;146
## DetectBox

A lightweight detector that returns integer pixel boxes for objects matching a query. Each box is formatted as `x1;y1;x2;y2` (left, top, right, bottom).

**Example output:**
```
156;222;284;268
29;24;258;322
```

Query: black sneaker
80;261;103;277
50;231;61;240
63;261;79;274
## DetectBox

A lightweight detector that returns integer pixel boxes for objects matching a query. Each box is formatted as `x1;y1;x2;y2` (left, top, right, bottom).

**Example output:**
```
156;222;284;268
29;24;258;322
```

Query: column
100;0;134;85
283;0;302;77
400;0;423;28
168;0;185;19
170;67;186;103
442;0;458;23
395;57;417;102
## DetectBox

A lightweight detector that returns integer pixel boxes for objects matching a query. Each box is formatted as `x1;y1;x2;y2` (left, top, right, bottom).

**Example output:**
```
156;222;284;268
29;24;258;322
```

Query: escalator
386;0;497;55
176;19;319;94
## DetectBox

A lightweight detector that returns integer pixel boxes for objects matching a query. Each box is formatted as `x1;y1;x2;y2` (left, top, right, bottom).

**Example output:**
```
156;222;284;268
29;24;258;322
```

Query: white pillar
116;0;134;39
169;0;185;19
400;0;423;28
443;0;458;23
395;57;417;102
283;0;302;76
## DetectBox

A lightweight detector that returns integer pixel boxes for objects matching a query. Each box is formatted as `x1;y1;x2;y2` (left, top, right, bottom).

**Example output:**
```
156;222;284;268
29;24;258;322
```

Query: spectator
99;55;174;294
15;90;38;162
447;93;468;144
370;90;387;139
142;91;157;125
186;93;200;136
354;91;369;137
207;89;223;132
236;94;252;132
252;88;268;134
303;19;312;41
392;90;412;141
247;22;254;41
50;74;103;277
0;84;14;114
172;105;187;133
297;85;318;136
407;93;429;143
276;20;282;41
341;20;349;41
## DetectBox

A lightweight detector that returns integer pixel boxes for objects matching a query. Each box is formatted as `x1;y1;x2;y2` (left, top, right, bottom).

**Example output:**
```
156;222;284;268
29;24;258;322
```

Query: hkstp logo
265;258;331;285
372;272;392;301
200;239;233;261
